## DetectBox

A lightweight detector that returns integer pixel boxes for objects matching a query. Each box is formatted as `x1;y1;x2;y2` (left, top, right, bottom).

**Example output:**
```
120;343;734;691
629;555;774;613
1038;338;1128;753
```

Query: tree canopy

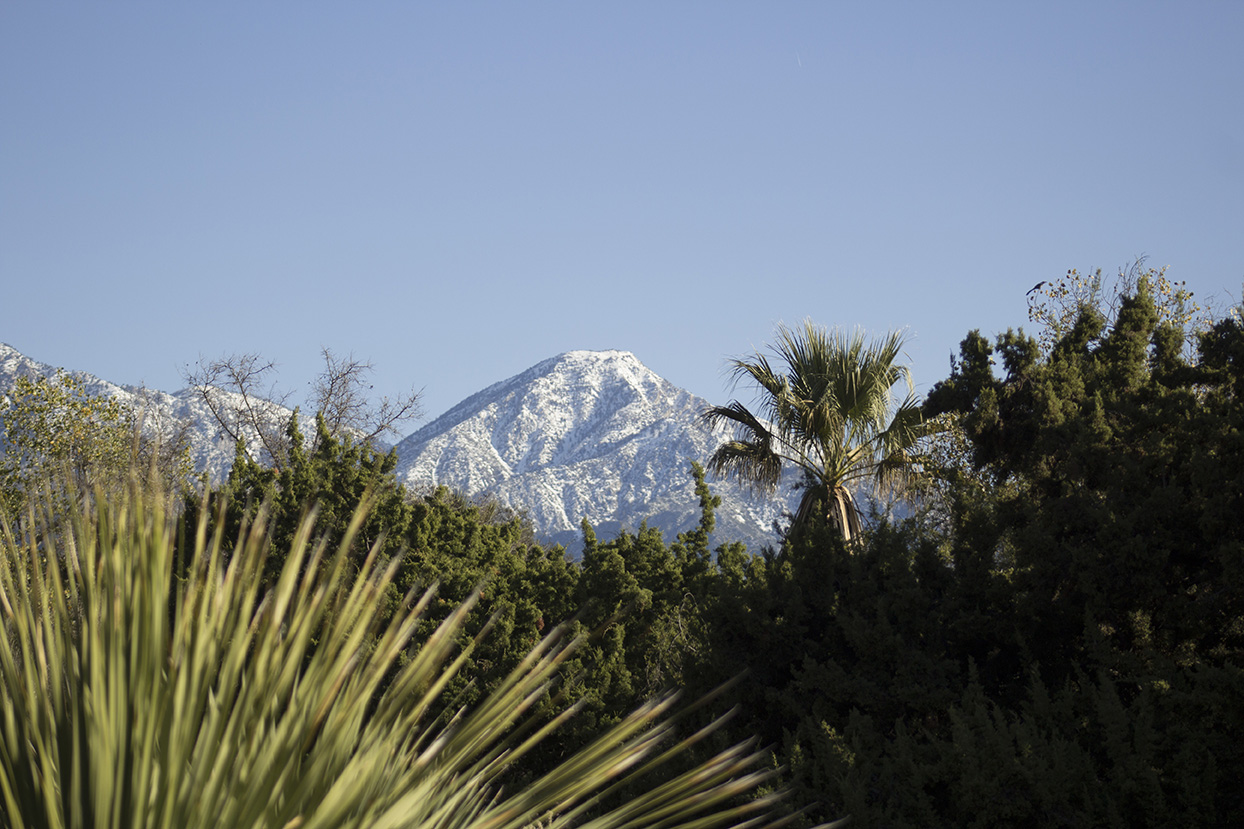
0;372;191;519
704;320;926;540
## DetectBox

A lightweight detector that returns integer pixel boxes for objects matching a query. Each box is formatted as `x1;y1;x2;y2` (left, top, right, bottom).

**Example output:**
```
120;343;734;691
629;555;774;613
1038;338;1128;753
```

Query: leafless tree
183;349;422;470
308;348;422;449
183;353;295;469
129;386;197;492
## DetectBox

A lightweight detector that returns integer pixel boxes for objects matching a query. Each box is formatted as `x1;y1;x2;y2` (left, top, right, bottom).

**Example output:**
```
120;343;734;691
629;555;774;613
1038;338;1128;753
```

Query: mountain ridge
0;341;296;479
1;342;793;552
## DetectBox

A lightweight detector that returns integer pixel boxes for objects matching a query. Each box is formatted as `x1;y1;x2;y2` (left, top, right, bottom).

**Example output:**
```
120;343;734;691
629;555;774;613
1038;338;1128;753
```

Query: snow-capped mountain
392;350;794;551
2;343;794;552
0;342;293;480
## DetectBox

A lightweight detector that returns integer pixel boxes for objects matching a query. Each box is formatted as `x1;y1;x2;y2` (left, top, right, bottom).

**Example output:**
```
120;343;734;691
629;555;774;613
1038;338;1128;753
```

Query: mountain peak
392;350;791;552
526;349;650;381
553;348;637;362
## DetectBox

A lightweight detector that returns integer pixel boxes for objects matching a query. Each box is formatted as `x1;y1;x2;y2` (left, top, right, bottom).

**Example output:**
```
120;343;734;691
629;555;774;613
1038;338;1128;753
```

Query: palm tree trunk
830;486;862;543
793;485;862;544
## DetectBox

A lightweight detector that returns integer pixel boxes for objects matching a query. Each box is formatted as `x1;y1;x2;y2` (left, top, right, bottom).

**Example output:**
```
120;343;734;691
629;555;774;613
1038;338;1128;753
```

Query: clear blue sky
3;2;1241;423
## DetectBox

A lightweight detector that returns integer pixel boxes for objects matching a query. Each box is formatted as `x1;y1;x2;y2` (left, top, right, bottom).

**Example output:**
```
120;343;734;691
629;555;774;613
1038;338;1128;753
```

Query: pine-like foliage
690;277;1244;826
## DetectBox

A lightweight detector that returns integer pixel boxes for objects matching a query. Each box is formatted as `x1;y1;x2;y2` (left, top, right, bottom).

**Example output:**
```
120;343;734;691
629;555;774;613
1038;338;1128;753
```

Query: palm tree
703;320;925;542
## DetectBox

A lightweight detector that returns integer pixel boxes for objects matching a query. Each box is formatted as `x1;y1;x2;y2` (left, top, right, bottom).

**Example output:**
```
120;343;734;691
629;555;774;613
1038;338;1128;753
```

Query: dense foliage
679;276;1243;825
0;478;785;829
4;270;1240;826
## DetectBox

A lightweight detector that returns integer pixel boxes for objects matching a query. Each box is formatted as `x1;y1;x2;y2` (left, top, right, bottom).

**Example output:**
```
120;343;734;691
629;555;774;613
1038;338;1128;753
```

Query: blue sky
2;2;1241;423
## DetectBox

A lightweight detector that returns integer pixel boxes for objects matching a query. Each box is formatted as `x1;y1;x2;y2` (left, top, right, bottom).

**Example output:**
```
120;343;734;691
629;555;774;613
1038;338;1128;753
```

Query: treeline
185;273;1243;825
3;269;1241;826
709;272;1244;825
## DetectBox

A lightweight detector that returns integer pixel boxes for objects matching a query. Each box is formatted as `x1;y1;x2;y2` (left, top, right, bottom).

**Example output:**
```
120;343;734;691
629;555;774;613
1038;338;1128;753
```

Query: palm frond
702;401;784;492
707;320;924;539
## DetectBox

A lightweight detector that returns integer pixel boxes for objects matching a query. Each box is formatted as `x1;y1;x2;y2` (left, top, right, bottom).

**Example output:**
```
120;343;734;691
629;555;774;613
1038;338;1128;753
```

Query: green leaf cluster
0;373;192;521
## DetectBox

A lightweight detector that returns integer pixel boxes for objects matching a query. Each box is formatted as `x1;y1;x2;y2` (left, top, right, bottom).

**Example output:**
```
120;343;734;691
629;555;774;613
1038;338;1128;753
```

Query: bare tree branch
182;354;294;469
309;348;422;449
184;349;423;469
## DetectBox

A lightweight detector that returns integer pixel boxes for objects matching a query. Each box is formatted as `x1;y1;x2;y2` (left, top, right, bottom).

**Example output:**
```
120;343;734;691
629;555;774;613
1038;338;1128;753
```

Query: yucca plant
0;478;795;829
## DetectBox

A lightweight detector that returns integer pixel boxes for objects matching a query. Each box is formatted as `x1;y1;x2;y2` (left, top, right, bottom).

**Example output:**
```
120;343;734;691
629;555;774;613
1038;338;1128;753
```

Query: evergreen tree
695;275;1244;825
918;275;1244;823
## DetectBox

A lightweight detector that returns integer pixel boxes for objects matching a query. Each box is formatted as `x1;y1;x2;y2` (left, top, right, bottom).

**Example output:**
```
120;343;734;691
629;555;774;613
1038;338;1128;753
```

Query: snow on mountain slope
2;343;794;552
0;342;292;480
393;350;793;552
